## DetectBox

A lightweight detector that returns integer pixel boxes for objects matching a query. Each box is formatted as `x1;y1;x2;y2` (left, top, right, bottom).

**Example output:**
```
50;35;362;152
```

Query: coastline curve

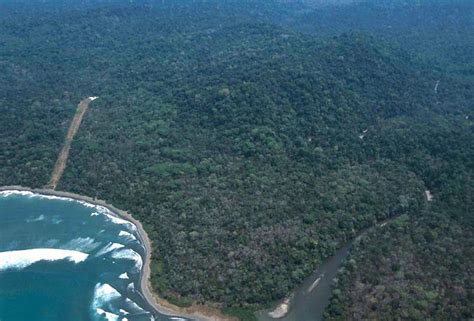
0;185;237;321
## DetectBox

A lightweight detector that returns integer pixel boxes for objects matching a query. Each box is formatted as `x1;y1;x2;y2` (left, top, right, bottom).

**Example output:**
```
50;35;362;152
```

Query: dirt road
46;96;98;190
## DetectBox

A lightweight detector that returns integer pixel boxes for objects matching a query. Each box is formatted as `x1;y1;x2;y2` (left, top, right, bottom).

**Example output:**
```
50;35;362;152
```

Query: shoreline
268;298;290;319
0;185;237;321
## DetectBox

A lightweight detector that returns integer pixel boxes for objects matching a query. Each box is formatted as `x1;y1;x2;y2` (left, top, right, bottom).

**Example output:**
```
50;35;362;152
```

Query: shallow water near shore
0;190;189;321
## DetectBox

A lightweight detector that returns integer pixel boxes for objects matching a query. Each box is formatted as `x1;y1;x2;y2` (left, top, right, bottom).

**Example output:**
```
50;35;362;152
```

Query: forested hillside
324;214;473;320
288;0;474;78
0;1;472;320
324;108;473;320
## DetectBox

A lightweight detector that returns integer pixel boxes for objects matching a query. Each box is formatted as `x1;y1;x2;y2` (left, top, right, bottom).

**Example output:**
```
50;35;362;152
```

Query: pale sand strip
0;185;237;321
268;298;290;319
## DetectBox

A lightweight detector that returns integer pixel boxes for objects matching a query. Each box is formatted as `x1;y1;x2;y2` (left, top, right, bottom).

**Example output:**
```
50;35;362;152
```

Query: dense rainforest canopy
0;0;472;320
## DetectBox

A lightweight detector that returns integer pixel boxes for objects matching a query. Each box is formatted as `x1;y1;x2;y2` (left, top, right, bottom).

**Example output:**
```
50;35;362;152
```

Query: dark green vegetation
324;115;474;320
325;213;473;320
291;0;474;78
0;0;472;319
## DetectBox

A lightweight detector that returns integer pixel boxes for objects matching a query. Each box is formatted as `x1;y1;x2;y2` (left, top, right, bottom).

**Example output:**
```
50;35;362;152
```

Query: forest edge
0;185;237;321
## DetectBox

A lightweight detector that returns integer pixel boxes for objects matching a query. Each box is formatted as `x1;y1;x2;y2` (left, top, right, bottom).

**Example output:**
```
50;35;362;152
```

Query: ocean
0;190;189;321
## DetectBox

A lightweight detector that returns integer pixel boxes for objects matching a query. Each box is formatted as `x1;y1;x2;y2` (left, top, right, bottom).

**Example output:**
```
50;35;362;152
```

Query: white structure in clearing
425;190;434;202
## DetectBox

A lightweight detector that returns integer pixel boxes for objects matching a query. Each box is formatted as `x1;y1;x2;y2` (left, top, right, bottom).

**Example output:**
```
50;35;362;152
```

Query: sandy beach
268;298;290;319
0;185;237;321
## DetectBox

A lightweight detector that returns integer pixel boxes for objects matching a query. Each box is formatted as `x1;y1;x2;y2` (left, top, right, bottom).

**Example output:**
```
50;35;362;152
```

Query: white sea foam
0;190;41;198
62;237;101;253
119;273;129;280
0;248;88;271
26;214;63;224
77;200;96;208
0;190;74;203
170;318;186;321
26;214;46;223
111;249;143;271
92;283;122;308
1;190;138;232
88;204;137;232
125;298;145;313
119;309;129;315
96;308;120;321
96;243;125;257
103;213;137;232
118;231;137;242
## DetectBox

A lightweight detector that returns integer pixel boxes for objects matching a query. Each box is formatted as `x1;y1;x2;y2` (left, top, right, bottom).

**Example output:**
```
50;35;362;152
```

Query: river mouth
0;190;187;321
255;243;352;321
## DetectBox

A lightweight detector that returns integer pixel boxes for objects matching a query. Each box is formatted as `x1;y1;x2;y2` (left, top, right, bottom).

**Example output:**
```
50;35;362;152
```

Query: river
255;242;352;321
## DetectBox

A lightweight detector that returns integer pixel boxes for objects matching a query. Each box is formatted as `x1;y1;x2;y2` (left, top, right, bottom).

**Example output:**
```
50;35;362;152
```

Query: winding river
255;215;401;321
255;243;352;321
1;187;399;321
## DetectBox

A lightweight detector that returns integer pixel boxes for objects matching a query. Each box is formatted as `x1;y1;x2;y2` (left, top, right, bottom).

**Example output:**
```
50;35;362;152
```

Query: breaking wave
111;249;143;271
95;308;120;321
0;190;75;203
118;231;137;242
124;298;146;314
0;248;88;271
103;213;137;232
0;191;160;321
62;237;101;253
96;242;125;257
2;190;138;232
92;284;137;321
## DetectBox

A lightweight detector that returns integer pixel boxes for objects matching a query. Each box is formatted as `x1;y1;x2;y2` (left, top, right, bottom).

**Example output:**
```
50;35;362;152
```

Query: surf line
46;96;98;190
0;186;236;321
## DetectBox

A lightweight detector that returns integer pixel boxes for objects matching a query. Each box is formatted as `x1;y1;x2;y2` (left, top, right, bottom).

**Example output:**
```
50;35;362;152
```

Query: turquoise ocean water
0;191;188;321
